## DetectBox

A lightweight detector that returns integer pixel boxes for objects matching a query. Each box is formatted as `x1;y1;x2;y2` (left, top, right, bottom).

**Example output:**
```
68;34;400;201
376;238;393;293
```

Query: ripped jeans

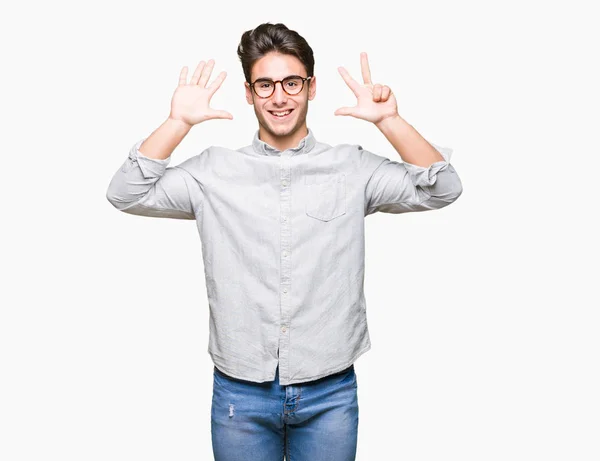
211;363;359;461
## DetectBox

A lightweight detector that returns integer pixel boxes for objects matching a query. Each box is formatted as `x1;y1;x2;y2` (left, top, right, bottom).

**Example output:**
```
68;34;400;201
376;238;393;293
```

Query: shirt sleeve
106;138;204;219
364;142;463;216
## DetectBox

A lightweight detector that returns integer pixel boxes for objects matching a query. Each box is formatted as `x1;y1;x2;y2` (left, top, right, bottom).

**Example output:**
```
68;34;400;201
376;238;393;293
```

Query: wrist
375;113;409;134
167;116;193;132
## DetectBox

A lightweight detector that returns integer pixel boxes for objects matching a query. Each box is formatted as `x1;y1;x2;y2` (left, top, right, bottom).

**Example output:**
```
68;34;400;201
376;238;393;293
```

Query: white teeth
272;110;292;117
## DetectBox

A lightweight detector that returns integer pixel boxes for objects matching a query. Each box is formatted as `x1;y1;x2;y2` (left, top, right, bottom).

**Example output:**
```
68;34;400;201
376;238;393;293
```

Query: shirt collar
252;128;316;156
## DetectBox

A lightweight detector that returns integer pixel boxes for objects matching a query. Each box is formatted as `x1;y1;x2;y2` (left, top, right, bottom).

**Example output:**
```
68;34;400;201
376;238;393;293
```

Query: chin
267;122;295;137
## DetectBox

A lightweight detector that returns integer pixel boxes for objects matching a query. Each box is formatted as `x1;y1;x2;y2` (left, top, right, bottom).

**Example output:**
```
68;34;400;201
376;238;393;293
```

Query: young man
107;22;462;461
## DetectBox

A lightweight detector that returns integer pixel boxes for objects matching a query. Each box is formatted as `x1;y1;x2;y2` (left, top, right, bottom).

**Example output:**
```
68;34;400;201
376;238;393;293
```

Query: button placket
278;151;292;383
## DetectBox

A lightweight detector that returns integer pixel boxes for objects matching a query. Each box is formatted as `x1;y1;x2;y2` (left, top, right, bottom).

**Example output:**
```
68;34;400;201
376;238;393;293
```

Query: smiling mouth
268;109;294;119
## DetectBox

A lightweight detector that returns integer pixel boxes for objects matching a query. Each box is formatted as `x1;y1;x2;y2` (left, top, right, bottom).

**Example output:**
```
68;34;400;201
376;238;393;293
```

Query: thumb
209;110;234;120
334;107;355;116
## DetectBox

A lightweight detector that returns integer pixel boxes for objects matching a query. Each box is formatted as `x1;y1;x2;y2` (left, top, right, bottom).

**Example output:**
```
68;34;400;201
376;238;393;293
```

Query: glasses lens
255;80;274;97
282;77;304;95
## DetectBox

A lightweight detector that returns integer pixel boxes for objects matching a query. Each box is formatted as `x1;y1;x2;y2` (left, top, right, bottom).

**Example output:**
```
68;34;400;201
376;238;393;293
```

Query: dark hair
237;22;315;83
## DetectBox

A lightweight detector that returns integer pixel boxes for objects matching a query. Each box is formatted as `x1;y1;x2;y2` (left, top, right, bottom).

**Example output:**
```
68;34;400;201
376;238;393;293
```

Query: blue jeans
211;363;359;461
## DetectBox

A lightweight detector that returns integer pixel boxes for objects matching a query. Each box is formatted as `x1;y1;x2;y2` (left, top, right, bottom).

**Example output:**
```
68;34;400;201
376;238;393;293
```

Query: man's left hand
334;52;399;125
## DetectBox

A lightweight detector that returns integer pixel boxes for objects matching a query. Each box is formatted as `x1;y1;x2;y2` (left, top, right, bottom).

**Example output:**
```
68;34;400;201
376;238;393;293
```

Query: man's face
245;52;316;139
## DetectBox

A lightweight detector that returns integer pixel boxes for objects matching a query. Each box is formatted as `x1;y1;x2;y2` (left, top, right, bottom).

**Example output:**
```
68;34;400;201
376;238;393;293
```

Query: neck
259;124;308;152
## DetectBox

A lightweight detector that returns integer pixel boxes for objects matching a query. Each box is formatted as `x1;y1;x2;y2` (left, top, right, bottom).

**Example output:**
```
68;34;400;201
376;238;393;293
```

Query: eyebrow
254;74;305;82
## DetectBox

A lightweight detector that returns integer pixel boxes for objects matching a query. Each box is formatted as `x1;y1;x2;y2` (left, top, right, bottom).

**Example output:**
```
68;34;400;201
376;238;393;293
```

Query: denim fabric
211;363;359;461
107;128;463;384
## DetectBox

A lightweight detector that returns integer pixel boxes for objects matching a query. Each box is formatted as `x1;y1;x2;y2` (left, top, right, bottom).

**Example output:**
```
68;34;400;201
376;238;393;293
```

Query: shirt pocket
304;172;346;222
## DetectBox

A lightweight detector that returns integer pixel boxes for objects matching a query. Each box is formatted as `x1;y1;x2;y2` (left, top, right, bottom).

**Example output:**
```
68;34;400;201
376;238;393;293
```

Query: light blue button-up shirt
106;128;463;384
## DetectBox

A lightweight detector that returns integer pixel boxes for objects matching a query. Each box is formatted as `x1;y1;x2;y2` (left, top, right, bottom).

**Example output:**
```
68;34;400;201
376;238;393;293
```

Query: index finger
360;52;372;85
337;66;361;97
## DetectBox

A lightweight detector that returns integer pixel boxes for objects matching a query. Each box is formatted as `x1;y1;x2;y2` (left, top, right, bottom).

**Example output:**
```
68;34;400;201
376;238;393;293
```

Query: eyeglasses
248;75;313;98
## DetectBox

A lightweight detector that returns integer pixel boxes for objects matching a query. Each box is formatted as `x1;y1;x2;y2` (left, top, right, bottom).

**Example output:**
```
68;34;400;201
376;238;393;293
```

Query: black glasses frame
248;76;313;98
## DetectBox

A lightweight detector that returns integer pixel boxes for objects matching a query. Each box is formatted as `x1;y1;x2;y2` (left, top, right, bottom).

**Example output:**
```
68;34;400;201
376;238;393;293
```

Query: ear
245;82;254;105
308;75;316;101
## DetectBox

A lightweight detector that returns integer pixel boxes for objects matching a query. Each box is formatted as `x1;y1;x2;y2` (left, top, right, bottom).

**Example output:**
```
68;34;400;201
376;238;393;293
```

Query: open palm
334;52;399;125
169;59;233;127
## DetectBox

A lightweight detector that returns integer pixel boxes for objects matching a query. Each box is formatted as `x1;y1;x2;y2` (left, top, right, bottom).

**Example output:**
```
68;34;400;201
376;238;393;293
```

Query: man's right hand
169;59;234;127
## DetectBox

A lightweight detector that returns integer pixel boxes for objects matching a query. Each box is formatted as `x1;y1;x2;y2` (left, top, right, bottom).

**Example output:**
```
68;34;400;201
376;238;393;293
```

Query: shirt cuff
129;138;172;178
403;142;453;187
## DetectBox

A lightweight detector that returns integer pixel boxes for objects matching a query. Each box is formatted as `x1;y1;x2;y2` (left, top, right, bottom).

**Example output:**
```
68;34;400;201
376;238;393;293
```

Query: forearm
106;136;198;219
375;114;445;167
139;117;193;160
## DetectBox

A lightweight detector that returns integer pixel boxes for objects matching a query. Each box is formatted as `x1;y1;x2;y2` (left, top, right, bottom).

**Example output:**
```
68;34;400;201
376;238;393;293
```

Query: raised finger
207;71;227;95
190;61;206;85
360;52;372;85
178;66;189;86
198;59;215;87
337;66;360;97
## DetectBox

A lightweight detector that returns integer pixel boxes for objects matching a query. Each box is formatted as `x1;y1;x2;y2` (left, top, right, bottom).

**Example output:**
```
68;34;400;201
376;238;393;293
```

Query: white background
1;0;599;460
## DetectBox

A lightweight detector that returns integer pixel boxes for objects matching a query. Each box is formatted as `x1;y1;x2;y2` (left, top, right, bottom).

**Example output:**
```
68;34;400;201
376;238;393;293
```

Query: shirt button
282;251;289;258
281;325;287;332
283;287;288;293
281;179;288;186
282;216;288;222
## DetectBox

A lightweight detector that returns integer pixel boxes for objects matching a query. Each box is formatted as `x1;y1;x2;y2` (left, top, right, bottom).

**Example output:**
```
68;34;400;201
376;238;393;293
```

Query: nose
272;81;288;105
